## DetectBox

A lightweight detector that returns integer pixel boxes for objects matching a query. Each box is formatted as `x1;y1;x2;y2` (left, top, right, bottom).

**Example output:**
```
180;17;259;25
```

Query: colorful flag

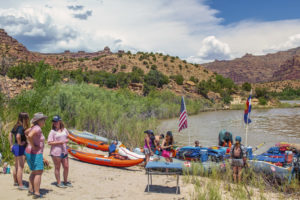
179;96;188;132
244;94;252;124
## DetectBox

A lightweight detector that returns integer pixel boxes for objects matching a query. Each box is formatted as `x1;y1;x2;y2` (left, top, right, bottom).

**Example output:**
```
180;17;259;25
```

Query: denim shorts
25;152;44;171
144;148;150;155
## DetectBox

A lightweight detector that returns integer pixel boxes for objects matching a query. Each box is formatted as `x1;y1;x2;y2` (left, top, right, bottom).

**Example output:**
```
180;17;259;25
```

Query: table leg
147;171;150;192
176;174;179;194
150;174;152;185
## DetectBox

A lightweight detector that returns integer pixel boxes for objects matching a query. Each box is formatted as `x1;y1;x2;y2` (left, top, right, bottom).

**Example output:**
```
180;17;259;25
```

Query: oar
253;142;265;152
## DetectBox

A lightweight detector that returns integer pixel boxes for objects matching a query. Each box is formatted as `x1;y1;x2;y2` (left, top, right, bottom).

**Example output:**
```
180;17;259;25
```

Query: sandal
28;191;34;196
14;183;18;186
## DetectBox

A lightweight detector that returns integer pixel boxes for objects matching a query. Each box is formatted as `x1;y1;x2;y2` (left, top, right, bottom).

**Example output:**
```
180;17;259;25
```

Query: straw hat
30;112;48;124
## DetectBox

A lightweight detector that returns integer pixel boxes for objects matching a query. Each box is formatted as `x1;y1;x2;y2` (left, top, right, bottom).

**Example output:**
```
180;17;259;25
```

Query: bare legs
233;166;242;183
51;156;69;184
13;155;25;186
29;170;43;195
61;157;69;183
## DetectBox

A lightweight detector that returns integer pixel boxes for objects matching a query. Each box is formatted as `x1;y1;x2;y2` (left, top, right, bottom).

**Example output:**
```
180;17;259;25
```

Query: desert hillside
203;48;300;83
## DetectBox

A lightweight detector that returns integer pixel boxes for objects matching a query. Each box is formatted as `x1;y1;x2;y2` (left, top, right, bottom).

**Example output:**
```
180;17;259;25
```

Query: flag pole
245;89;252;147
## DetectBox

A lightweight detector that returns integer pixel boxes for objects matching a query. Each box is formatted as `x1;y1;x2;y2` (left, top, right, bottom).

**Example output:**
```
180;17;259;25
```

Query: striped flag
244;94;252;124
179;96;188;132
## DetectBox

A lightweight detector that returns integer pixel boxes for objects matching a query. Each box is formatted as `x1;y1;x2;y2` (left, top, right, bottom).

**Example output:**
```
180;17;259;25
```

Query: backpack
231;144;243;159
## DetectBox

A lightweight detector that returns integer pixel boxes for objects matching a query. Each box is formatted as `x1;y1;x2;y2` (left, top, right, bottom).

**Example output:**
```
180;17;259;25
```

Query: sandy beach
0;145;190;200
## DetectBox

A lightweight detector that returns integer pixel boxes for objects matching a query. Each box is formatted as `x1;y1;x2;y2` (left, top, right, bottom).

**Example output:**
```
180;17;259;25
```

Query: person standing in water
8;112;30;190
230;136;247;183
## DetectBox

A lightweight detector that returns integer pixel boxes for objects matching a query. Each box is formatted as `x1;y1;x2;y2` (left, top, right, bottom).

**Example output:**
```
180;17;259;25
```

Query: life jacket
293;153;300;170
231;144;243;159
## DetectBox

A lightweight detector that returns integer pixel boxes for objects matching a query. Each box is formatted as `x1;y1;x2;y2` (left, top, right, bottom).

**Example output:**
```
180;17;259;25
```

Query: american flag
179;96;188;132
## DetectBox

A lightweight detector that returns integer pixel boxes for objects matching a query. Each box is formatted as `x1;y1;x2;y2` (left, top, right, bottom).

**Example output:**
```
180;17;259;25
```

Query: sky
1;0;300;63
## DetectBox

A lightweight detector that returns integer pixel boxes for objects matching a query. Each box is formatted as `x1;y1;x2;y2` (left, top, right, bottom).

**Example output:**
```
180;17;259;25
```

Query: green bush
151;65;157;70
144;70;169;88
189;76;199;83
197;80;209;98
121;64;127;70
170;74;184;85
242;82;251;91
255;87;268;98
163;56;168;61
105;74;118;88
7;62;36;79
258;97;267;105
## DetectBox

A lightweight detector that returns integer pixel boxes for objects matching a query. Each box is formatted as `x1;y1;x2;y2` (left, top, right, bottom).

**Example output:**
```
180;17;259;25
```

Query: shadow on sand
144;185;180;194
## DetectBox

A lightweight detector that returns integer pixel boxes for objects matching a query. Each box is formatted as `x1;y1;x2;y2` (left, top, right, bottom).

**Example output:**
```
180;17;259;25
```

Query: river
159;107;300;154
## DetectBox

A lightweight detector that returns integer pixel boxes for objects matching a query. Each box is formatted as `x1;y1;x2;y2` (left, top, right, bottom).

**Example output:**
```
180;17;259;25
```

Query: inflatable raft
118;147;145;160
68;148;144;167
248;160;292;180
69;129;109;143
68;132;109;152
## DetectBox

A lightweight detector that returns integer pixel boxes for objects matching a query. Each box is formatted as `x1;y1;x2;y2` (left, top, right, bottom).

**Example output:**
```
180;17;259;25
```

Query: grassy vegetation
0;62;211;163
183;162;300;200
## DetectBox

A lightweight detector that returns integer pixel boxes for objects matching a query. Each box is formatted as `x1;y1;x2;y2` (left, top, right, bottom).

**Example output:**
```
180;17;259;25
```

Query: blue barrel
247;147;253;159
200;149;208;162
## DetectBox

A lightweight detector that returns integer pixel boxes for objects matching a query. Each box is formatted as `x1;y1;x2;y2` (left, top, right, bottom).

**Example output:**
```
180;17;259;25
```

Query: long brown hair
13;112;30;131
52;121;65;131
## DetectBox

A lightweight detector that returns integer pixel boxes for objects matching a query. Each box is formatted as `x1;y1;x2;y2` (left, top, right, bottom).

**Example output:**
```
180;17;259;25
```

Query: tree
197;80;209;98
242;82;251;91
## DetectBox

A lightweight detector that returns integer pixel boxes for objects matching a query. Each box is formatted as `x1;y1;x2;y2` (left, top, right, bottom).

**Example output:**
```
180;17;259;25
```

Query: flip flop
13;183;18;186
28;191;34;196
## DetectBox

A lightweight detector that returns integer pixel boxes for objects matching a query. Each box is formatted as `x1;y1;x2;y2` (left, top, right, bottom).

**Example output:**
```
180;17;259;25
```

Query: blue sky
1;0;300;63
208;0;300;24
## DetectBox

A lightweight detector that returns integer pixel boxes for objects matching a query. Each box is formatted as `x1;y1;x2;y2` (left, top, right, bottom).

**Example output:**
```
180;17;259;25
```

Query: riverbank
0;145;293;200
0;146;189;200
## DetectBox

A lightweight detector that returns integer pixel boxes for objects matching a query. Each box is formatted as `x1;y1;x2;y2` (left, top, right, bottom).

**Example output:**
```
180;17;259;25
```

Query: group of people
8;112;72;199
143;130;174;165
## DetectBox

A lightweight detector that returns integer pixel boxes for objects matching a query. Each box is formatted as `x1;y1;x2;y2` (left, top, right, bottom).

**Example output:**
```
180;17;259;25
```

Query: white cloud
198;36;232;60
264;34;300;53
0;0;300;63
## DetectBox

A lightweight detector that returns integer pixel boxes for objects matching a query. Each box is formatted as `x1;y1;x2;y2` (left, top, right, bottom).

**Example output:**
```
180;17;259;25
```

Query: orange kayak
68;132;109;151
68;148;144;167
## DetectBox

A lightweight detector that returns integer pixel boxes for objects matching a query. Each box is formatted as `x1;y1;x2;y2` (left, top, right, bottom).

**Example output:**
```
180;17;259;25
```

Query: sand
0;146;190;200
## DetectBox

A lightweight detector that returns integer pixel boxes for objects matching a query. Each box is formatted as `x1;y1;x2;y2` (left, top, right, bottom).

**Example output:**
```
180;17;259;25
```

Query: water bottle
6;165;11;174
3;162;7;174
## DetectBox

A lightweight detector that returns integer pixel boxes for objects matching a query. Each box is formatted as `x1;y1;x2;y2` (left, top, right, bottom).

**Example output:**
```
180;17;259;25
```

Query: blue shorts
12;144;26;157
25;152;44;171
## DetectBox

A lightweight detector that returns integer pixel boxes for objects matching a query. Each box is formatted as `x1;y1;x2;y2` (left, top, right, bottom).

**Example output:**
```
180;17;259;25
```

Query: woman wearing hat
48;115;72;188
25;112;48;198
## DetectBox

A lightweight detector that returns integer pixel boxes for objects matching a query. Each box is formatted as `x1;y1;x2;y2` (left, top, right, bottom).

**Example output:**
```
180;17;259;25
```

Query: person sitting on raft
195;140;202;147
230;136;247;183
161;131;174;162
218;129;233;147
144;130;154;166
153;133;164;155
